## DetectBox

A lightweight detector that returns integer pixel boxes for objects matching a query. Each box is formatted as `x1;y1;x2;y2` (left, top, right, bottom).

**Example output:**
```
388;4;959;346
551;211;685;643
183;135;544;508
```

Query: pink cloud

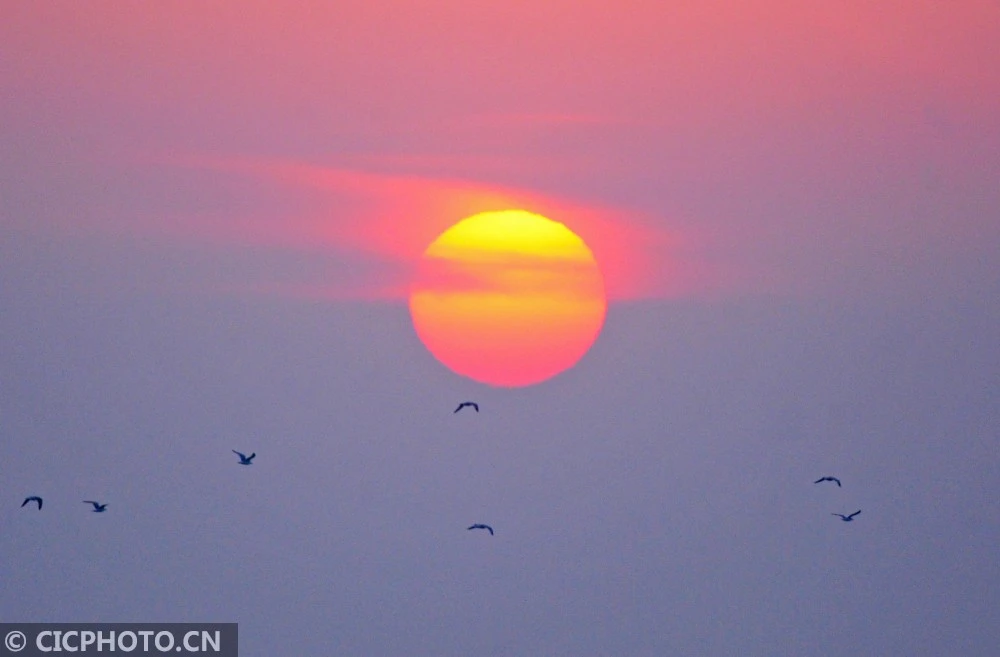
155;151;682;302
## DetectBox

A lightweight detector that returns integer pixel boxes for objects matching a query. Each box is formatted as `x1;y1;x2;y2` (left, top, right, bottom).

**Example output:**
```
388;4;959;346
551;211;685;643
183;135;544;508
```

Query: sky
2;2;999;655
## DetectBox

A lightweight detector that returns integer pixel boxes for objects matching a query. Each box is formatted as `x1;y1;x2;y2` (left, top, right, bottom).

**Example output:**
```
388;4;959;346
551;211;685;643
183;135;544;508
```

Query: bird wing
486;526;494;535
21;498;29;507
472;403;479;411
814;478;824;483
834;478;842;486
232;450;246;459
848;510;861;519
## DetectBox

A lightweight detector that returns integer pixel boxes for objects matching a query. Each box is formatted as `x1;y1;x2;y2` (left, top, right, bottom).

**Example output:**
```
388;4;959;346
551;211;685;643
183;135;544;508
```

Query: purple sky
2;3;999;655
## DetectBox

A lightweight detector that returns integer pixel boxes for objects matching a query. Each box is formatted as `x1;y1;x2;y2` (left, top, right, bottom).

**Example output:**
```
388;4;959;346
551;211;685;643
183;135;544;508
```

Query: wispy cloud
158;152;682;302
456;112;633;129
415;251;606;300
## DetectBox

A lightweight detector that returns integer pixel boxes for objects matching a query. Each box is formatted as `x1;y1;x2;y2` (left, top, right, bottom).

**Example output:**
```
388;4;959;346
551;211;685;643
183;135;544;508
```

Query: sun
409;209;607;387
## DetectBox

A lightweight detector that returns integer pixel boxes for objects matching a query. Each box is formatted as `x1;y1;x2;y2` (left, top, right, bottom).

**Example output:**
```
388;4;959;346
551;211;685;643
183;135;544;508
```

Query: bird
84;501;108;512
21;496;43;510
814;476;842;487
454;401;479;414
832;510;861;522
233;450;256;465
467;523;494;535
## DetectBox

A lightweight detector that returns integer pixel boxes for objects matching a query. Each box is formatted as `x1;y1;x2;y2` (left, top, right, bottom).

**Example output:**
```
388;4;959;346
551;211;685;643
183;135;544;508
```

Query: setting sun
409;210;606;387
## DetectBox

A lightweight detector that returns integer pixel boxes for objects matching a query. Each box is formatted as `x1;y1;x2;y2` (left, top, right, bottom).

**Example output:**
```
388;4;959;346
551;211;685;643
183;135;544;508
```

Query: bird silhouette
814;476;842;487
832;510;861;522
84;501;108;512
21;496;43;510
233;450;256;465
467;523;494;535
454;402;479;414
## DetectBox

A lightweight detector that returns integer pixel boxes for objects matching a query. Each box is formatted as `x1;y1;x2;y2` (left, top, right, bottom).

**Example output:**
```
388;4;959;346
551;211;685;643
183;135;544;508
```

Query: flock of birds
15;401;857;531
19;496;108;513
814;476;862;521
15;400;498;535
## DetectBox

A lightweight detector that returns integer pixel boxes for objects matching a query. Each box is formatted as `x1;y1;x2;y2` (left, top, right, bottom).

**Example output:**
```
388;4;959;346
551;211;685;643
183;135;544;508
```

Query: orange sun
409;209;607;387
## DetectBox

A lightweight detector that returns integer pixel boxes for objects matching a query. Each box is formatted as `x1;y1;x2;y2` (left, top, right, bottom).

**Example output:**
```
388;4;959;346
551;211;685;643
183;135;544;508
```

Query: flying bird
21;496;43;510
467;523;494;535
814;476;842;487
84;501;108;512
832;510;861;522
454;401;479;414
233;450;256;465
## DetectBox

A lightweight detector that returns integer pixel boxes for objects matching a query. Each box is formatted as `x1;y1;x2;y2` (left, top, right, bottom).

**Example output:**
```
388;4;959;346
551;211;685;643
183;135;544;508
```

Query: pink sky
3;1;998;301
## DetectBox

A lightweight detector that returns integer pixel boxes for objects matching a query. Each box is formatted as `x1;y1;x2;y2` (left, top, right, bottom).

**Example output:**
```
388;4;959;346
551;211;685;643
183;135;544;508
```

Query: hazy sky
2;3;998;655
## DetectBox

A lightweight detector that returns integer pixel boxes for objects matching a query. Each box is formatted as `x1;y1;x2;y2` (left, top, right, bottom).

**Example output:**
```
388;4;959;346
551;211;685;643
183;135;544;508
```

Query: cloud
161;152;682;302
415;251;606;300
